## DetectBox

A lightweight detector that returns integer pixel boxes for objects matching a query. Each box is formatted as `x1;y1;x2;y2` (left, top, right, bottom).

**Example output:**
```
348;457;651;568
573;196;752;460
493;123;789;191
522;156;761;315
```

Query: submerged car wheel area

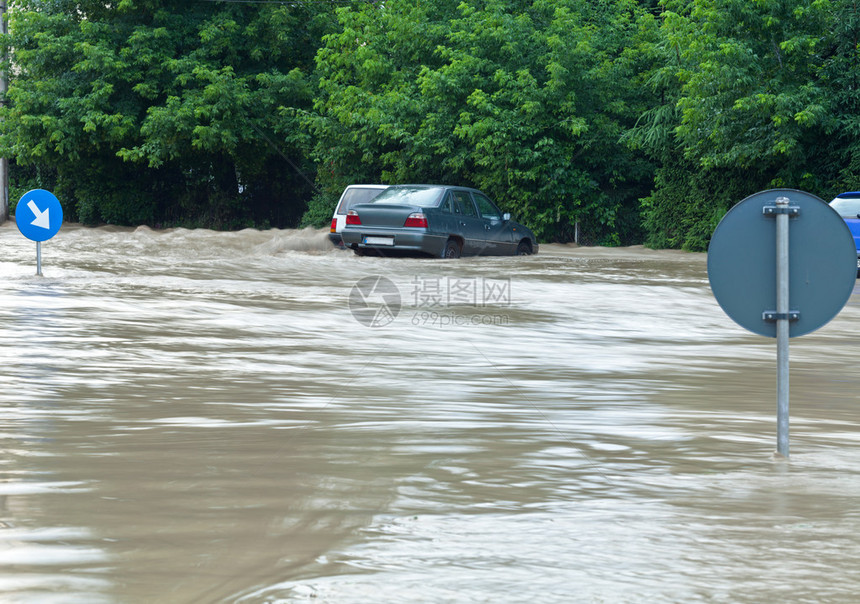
829;191;860;276
442;238;462;259
340;184;538;258
516;239;534;255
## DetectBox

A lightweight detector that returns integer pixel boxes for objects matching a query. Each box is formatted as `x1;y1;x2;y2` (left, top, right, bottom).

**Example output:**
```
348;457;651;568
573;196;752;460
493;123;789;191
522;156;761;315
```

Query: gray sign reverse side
708;189;856;337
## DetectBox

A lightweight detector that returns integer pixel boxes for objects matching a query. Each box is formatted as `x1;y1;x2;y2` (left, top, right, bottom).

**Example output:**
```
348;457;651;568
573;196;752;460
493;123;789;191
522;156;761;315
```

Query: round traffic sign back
15;189;63;242
708;189;856;337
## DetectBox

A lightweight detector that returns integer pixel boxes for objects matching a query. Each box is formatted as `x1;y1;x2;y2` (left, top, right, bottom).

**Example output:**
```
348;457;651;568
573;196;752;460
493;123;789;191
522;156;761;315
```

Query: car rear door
451;190;485;255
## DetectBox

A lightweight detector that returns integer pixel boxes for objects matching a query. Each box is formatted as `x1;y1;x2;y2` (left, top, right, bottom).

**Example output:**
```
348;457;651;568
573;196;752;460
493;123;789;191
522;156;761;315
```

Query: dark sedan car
340;185;538;258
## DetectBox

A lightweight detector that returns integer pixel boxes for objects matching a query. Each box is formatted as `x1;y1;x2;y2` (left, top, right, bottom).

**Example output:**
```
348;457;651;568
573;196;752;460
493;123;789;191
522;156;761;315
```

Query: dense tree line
0;0;857;249
1;0;329;228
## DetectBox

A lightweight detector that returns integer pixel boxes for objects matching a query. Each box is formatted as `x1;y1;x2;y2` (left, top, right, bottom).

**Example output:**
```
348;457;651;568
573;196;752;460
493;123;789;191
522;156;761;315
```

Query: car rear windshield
365;186;444;207
831;195;860;218
336;187;387;214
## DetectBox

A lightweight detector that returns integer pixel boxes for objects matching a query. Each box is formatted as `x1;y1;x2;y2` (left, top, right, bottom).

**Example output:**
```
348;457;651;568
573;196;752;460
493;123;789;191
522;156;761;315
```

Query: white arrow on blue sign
16;189;63;242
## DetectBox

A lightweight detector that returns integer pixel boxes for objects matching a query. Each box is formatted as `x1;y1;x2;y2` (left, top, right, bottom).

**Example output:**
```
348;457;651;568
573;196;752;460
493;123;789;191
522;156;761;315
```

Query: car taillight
346;210;361;225
404;212;428;228
330;218;337;232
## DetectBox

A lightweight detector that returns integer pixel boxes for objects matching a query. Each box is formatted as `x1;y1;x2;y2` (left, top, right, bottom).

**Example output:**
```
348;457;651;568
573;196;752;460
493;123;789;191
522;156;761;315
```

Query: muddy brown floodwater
2;221;860;603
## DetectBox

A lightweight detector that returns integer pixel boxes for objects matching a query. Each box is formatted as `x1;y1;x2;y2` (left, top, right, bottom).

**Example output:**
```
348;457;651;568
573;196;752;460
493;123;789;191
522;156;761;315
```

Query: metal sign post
708;189;856;459
773;195;792;458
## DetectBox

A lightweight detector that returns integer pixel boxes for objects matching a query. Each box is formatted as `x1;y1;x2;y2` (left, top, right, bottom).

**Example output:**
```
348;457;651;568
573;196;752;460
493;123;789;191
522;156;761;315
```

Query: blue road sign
15;189;63;242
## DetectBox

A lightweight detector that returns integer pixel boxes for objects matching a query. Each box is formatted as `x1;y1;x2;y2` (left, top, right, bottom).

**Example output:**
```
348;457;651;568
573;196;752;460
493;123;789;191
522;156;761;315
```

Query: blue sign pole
15;189;63;276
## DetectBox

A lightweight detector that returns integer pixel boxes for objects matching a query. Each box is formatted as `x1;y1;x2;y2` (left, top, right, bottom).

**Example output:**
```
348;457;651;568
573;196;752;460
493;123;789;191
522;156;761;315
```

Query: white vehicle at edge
329;184;388;247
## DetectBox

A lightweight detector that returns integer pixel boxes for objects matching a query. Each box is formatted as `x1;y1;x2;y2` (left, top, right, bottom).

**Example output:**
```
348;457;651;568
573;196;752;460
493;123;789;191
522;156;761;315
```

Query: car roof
833;192;860;199
386;184;481;192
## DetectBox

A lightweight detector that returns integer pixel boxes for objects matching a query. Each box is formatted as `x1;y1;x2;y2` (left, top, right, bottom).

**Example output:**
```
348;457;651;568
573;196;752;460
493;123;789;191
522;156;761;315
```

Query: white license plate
364;236;395;246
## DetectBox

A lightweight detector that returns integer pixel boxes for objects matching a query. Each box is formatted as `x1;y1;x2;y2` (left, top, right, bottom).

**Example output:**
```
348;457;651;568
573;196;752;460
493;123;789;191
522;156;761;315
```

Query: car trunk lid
349;204;422;228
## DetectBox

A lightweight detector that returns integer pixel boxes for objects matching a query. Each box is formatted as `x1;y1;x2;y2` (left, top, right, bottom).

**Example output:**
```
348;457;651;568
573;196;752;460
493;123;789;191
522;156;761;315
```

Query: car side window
473;193;501;220
453;191;477;217
440;192;455;214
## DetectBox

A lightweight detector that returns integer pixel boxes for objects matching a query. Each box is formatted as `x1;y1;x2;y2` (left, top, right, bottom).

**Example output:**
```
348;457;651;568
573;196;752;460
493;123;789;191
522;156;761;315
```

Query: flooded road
2;220;860;603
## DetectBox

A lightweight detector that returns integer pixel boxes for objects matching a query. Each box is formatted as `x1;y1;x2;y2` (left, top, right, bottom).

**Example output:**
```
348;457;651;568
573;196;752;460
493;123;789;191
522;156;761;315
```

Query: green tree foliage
300;1;462;227
305;0;660;244
1;0;332;227
2;0;858;246
632;0;860;250
824;0;860;188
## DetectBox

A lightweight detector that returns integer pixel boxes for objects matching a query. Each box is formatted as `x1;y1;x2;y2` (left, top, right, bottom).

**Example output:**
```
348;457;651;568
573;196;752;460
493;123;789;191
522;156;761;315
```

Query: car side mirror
502;212;511;222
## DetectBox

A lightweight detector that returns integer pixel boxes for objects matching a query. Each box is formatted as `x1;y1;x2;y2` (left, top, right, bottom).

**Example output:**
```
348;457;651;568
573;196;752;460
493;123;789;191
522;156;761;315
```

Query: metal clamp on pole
762;311;800;322
762;205;800;217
